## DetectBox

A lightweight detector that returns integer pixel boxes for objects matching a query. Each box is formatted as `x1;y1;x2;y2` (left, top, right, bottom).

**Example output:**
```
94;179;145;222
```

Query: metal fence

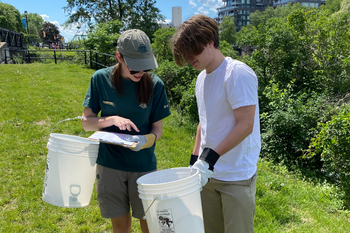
3;48;117;70
0;27;23;48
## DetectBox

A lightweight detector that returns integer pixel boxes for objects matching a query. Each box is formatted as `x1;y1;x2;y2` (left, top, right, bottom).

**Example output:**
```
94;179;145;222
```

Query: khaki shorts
201;171;258;233
95;164;155;219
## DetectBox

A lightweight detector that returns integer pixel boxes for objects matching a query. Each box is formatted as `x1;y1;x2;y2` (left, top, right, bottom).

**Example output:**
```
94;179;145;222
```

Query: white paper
88;131;134;146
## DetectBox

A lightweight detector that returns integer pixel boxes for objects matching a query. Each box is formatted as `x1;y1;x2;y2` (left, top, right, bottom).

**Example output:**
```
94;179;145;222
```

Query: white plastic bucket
137;167;205;233
42;133;99;208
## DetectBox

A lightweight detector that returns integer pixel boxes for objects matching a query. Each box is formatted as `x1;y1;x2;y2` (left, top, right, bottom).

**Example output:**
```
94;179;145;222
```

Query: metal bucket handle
50;116;86;134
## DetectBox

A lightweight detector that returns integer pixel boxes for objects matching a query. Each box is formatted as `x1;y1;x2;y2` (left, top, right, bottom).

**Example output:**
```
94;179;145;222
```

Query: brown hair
171;14;220;66
110;55;153;104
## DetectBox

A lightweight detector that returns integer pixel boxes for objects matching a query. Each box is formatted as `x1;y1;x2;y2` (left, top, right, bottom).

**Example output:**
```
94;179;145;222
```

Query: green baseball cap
117;29;158;71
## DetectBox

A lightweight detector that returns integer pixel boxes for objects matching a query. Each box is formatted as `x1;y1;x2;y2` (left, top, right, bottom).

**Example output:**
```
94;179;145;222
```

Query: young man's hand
192;148;220;187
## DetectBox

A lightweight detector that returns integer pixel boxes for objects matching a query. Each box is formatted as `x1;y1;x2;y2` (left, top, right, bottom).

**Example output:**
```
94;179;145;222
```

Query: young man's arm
189;123;201;166
214;105;256;156
192;105;256;186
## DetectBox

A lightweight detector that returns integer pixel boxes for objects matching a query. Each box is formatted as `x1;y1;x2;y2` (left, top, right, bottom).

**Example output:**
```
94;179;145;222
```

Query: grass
0;63;349;232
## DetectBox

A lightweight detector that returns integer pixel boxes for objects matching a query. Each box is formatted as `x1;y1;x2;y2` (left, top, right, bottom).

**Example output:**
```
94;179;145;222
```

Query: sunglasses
129;69;152;75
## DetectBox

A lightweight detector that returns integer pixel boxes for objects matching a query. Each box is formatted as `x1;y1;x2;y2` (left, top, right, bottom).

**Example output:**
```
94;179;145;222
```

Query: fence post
95;52;98;70
104;54;107;67
4;49;7;64
84;50;87;65
90;50;92;69
27;50;30;63
54;50;57;64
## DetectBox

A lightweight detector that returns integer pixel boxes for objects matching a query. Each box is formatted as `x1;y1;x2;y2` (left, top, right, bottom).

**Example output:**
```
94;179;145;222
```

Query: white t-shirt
196;57;261;181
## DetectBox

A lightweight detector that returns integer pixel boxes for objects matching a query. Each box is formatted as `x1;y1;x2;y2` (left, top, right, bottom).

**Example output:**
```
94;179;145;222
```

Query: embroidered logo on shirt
103;101;114;106
164;104;169;108
139;103;147;109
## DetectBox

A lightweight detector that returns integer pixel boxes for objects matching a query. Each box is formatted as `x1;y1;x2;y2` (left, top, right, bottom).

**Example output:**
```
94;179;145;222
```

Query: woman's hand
111;116;139;132
82;107;139;132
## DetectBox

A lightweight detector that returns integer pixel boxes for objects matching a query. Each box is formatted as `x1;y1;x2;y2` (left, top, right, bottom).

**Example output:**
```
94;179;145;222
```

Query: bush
307;103;350;207
260;81;335;169
154;60;199;104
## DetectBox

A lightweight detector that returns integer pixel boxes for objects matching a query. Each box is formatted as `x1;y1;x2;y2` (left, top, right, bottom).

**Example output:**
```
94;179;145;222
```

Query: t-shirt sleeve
82;74;101;114
150;77;171;123
226;63;258;110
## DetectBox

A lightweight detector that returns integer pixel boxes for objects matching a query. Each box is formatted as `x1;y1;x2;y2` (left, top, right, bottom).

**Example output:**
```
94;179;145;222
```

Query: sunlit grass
0;63;349;232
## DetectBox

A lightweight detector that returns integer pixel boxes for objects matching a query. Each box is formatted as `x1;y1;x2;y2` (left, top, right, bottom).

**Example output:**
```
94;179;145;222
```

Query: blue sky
0;0;224;41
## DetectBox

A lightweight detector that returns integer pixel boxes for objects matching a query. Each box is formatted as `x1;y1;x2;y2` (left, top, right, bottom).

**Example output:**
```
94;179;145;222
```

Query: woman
81;29;171;233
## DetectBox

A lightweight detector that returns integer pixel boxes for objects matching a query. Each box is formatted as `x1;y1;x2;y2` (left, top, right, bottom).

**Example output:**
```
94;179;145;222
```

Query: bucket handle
142;197;158;220
50;116;86;134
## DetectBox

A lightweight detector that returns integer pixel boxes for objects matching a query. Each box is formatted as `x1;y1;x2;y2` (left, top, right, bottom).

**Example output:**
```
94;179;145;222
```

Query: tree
84;20;123;54
0;3;24;33
63;0;124;28
151;27;175;62
321;0;343;13
63;0;164;40
333;0;350;17
249;3;309;28
123;0;163;40
21;12;45;43
22;13;44;33
39;22;61;44
219;15;236;44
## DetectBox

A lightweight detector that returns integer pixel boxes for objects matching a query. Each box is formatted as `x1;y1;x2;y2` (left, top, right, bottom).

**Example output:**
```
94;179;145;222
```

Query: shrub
307;103;350;207
154;60;199;104
260;81;335;169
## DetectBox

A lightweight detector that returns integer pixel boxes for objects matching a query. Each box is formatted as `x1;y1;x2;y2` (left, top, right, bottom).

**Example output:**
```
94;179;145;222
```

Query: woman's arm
150;119;163;141
81;107;140;132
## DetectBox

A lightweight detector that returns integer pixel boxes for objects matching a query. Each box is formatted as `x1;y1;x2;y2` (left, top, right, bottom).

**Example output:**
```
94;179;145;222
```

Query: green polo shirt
83;66;171;172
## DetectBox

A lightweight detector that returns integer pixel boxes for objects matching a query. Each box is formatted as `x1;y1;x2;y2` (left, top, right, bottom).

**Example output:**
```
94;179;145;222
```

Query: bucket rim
138;182;201;201
49;133;99;145
136;167;199;187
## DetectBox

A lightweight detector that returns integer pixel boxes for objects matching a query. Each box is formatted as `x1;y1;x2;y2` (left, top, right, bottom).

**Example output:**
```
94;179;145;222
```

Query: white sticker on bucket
157;209;175;233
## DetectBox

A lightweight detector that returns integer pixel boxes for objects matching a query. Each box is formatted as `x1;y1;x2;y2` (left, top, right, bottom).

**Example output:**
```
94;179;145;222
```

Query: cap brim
123;54;158;71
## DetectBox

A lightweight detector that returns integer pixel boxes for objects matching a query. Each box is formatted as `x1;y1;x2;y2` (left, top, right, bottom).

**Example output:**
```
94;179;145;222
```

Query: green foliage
333;0;350;18
151;27;176;62
178;78;198;123
238;8;350;96
63;0;164;40
249;3;309;28
0;3;24;33
321;0;343;13
124;0;163;40
63;0;124;28
84;20;123;54
219;15;236;44
307;103;350;207
260;81;335;168
250;6;280;27
153;60;199;103
220;40;239;59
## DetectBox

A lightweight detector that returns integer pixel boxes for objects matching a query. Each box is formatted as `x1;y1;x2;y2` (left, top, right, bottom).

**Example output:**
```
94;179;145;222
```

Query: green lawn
0;63;349;232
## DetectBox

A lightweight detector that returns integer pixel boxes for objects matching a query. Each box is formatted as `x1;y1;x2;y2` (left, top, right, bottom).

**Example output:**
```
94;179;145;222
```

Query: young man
171;15;261;233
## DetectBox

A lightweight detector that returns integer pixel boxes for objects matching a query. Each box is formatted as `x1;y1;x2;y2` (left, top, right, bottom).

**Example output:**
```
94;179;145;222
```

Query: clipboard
88;131;137;149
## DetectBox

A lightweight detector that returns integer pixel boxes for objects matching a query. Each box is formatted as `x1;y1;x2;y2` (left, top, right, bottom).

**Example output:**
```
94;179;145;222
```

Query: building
216;0;325;31
273;0;326;8
215;0;273;31
172;7;182;28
